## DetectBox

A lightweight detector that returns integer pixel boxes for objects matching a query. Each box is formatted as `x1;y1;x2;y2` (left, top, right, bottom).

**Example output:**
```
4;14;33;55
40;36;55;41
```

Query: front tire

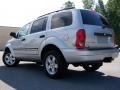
43;50;68;79
3;52;19;67
82;63;102;71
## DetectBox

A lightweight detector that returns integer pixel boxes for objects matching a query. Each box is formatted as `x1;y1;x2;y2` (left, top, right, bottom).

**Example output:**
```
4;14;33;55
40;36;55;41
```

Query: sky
0;0;108;27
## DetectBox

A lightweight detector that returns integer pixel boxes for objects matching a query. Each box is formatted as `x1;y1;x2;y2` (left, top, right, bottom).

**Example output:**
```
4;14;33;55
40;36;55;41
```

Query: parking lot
0;51;120;90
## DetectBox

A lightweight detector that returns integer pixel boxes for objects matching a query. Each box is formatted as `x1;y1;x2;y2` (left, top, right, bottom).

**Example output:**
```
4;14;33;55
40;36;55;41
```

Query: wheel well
41;44;66;62
4;47;10;53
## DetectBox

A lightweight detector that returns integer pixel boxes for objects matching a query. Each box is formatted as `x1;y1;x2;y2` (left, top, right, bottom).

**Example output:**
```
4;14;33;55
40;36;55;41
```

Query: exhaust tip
103;57;113;63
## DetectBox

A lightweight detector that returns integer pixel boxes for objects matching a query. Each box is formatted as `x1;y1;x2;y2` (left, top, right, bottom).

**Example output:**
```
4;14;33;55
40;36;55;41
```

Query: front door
12;23;31;58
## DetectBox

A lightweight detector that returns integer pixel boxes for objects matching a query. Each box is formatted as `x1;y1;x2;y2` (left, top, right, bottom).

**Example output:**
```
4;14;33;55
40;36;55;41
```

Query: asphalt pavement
0;51;120;90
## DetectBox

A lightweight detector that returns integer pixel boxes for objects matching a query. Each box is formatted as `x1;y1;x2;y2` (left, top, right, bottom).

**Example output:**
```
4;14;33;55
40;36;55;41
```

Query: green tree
95;4;100;12
62;1;75;9
106;0;120;46
95;0;106;16
82;0;95;9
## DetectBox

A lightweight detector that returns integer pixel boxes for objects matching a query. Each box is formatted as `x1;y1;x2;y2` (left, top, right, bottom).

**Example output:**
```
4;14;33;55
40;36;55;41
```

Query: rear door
80;10;114;48
24;17;48;59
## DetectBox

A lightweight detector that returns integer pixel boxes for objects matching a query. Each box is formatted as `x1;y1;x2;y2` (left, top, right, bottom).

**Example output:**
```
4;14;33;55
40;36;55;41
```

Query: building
0;26;20;50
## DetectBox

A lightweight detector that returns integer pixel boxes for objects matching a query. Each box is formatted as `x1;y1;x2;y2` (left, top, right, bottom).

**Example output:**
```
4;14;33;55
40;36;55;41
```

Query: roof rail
62;7;75;10
37;7;75;19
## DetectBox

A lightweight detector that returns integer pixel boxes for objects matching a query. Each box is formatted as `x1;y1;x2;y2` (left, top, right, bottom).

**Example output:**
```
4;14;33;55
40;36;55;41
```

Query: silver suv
3;9;119;78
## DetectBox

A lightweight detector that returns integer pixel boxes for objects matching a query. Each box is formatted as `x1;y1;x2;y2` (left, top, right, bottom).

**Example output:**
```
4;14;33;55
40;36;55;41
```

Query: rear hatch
80;10;114;48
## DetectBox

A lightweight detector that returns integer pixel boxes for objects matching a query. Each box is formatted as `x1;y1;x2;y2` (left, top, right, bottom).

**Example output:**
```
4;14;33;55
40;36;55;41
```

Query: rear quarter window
51;11;72;29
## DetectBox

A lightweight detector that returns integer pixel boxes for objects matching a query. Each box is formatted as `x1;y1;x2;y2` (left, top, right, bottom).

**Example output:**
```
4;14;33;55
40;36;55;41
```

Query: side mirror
10;32;17;38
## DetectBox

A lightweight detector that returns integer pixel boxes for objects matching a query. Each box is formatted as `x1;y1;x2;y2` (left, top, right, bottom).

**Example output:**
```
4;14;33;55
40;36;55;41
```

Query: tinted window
17;23;30;38
51;12;72;29
80;10;109;26
30;17;47;34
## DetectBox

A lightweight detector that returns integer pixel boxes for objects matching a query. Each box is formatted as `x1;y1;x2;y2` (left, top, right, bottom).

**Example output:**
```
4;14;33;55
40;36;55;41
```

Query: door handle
39;35;45;38
21;38;26;41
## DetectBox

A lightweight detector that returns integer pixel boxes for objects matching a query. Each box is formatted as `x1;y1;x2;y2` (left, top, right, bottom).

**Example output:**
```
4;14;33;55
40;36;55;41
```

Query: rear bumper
62;48;119;63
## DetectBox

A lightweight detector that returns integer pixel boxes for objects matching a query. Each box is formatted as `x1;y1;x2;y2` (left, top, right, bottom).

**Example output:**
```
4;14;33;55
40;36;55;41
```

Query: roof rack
37;7;75;19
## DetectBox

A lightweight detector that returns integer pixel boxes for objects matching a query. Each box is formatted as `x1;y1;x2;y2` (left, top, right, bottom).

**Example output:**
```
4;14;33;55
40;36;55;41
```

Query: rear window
80;10;109;26
30;17;47;34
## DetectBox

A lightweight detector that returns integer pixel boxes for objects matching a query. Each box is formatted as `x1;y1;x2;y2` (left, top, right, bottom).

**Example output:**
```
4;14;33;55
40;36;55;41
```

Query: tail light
76;29;86;49
114;32;116;47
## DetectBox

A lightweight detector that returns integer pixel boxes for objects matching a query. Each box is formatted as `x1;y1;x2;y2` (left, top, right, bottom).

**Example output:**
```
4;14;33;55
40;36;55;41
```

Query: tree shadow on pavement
0;63;120;90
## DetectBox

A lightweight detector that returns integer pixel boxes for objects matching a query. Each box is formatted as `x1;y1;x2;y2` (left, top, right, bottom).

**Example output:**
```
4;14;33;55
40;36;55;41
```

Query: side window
51;11;72;29
30;17;47;34
17;23;30;38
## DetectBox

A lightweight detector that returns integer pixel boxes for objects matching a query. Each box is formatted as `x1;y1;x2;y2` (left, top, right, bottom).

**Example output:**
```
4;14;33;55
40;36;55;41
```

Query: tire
43;50;68;79
3;51;20;67
82;63;102;71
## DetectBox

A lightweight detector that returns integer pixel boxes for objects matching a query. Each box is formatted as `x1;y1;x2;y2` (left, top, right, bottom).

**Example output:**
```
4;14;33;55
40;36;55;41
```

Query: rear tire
3;51;19;67
43;50;68;79
82;63;102;71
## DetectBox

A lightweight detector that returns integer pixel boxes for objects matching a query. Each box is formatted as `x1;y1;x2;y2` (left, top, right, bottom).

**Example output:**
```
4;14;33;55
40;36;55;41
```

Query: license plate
97;36;108;43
